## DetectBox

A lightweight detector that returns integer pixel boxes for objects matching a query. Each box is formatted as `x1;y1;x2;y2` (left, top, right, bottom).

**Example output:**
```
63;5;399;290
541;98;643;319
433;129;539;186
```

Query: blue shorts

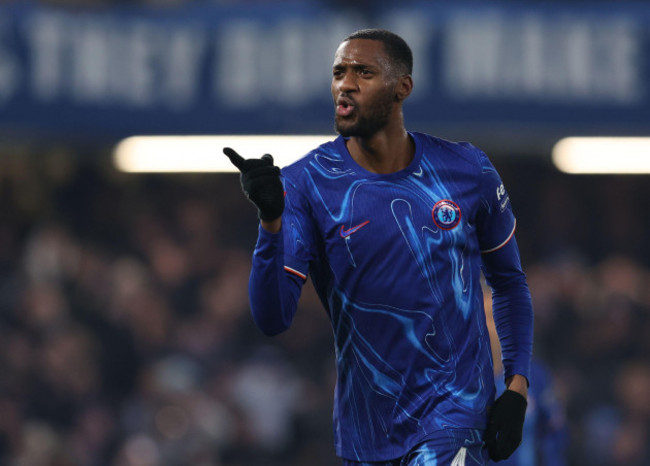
341;429;488;466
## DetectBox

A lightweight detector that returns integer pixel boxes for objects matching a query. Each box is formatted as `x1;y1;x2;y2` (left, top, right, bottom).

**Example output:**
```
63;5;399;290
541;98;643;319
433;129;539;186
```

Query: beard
335;91;394;138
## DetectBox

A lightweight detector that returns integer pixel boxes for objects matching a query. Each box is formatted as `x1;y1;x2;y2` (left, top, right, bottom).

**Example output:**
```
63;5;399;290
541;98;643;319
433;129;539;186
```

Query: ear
395;75;413;102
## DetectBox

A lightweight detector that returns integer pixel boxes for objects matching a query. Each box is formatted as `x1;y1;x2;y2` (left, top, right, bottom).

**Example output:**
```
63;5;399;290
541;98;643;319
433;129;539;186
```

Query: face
331;39;400;138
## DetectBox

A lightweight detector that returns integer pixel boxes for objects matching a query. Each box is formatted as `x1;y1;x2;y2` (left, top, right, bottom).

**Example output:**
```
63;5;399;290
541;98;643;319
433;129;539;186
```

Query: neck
346;116;414;174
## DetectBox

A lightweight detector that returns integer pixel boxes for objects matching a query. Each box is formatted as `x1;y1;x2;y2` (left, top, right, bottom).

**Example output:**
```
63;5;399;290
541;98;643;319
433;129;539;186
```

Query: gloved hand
484;389;528;461
223;147;284;221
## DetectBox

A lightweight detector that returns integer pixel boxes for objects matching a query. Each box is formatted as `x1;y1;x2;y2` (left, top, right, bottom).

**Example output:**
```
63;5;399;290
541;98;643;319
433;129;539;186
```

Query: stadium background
0;1;649;465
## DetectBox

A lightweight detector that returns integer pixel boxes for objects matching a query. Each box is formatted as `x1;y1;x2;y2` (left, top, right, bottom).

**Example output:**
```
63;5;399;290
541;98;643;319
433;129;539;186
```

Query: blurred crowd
0;145;648;466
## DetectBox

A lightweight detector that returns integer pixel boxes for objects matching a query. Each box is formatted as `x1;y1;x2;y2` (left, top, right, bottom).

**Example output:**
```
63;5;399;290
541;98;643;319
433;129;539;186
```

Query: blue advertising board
0;1;648;144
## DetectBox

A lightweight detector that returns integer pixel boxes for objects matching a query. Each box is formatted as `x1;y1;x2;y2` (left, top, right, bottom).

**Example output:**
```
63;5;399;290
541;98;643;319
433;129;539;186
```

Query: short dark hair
343;29;413;76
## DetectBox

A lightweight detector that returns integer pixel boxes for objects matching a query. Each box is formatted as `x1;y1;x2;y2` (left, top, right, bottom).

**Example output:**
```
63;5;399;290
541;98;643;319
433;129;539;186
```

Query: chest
310;172;480;266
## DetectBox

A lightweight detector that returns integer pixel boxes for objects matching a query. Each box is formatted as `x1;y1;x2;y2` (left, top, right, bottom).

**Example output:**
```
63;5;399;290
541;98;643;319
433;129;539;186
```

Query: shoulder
281;137;345;187
413;132;486;169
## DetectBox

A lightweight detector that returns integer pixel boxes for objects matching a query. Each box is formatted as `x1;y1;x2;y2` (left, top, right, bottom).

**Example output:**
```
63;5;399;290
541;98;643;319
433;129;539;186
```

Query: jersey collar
335;132;423;180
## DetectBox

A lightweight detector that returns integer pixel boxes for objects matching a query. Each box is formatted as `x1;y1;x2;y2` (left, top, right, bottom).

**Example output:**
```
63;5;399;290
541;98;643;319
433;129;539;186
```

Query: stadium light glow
552;137;650;174
113;135;335;173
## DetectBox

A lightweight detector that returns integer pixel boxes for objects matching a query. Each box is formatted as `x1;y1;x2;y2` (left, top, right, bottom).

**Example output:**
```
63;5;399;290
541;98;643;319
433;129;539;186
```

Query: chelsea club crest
432;200;461;230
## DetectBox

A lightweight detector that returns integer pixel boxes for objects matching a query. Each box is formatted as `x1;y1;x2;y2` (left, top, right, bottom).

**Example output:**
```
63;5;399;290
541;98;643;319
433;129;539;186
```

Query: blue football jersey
272;132;527;461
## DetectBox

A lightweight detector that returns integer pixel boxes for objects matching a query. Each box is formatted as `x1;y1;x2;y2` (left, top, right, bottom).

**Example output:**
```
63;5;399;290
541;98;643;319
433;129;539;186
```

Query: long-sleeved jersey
249;132;533;461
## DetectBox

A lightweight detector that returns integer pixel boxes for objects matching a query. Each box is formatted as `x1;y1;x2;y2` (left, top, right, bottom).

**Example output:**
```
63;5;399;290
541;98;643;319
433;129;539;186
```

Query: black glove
484;389;528;461
223;147;284;221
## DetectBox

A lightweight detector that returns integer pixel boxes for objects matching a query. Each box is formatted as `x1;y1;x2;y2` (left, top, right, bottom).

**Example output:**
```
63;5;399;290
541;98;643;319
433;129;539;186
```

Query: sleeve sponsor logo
496;183;510;212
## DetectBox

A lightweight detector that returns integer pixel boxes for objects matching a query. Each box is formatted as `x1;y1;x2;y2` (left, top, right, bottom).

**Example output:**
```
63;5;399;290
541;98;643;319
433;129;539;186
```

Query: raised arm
223;148;302;335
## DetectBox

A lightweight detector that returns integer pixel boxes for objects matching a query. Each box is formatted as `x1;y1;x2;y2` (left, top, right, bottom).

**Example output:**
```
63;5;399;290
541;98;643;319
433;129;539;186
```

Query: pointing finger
223;147;245;170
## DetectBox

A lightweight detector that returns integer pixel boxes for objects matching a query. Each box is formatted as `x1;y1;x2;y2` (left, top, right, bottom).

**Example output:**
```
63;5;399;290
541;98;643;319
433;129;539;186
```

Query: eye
359;68;372;77
333;68;344;78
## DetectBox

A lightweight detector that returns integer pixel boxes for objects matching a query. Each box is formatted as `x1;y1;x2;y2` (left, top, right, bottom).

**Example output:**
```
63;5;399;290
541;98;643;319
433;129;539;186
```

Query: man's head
343;29;413;77
332;29;413;138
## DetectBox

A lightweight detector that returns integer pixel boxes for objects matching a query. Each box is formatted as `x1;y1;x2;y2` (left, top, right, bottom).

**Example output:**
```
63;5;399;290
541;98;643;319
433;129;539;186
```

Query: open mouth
336;99;355;117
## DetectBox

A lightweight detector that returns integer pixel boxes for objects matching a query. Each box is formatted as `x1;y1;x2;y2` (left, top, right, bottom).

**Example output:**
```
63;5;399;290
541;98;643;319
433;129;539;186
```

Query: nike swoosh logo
339;220;370;238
